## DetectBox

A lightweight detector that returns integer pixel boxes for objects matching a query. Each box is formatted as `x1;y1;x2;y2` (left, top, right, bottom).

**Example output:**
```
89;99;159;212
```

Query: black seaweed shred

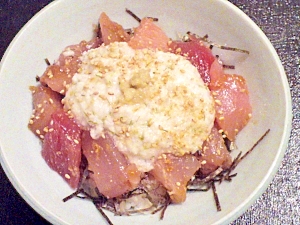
125;8;159;23
94;201;115;225
211;182;221;211
44;58;51;66
126;8;141;22
147;17;159;22
186;31;250;54
222;64;235;69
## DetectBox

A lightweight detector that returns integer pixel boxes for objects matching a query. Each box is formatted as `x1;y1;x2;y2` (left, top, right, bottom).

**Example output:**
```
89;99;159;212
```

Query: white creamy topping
64;42;215;172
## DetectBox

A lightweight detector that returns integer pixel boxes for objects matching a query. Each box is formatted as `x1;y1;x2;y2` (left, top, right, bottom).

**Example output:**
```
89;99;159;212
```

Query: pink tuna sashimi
40;38;101;95
169;38;215;84
128;18;170;52
99;12;131;45
82;131;141;198
209;59;252;141
28;86;63;138
150;154;201;203
197;126;232;176
42;110;82;189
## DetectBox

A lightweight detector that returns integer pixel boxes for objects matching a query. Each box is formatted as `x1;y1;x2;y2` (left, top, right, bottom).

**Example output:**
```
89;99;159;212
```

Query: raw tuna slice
42;110;82;189
99;12;131;45
150;154;201;203
82;131;141;198
209;59;252;140
169;39;215;84
40;38;101;95
197;126;232;176
28;85;63;138
128;18;170;52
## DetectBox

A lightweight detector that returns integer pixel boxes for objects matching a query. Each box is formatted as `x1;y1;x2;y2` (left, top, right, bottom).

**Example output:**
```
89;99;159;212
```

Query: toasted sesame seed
74;139;79;144
215;99;221;105
65;174;71;179
176;47;182;53
36;129;41;135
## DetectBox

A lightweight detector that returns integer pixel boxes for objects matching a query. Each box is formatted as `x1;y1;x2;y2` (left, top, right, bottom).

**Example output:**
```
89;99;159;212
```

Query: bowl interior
0;0;292;225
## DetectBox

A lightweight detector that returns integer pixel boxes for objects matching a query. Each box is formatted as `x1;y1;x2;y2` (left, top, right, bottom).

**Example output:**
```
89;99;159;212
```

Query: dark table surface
0;1;299;225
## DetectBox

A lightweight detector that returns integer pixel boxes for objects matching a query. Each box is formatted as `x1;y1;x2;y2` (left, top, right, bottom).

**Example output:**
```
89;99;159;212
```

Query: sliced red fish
198;126;232;176
42;110;82;189
169;38;215;83
40;38;101;95
128;18;170;51
150;154;201;203
28;85;63;138
99;12;131;45
82;131;141;198
209;59;252;140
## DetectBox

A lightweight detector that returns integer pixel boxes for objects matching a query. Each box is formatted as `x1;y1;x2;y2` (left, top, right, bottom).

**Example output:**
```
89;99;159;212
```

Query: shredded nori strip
147;16;159;21
211;182;221;211
219;45;250;54
44;58;51;66
62;189;83;202
186;31;250;54
94;201;115;225
223;64;235;69
125;8;158;23
240;129;270;161
224;137;236;152
126;8;141;22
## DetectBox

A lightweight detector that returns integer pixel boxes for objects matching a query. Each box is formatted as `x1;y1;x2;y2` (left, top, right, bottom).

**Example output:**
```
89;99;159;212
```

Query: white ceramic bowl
0;0;292;225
